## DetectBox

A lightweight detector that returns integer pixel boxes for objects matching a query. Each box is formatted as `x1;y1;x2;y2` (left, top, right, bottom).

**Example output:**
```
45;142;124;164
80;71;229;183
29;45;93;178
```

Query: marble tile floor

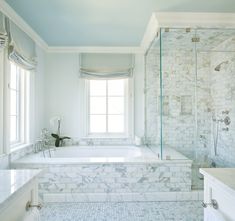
40;201;203;221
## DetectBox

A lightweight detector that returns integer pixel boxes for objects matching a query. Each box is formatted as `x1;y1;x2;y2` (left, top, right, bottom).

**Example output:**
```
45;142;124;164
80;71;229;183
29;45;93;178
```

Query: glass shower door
195;28;235;168
144;33;162;156
160;28;197;161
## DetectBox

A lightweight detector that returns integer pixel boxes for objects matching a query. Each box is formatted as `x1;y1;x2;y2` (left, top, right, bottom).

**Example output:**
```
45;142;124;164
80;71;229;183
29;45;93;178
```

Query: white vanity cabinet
0;170;41;221
200;168;235;221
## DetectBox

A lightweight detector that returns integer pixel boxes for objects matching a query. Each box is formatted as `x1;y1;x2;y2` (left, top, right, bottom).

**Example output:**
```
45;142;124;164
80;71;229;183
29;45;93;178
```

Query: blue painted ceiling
5;0;235;46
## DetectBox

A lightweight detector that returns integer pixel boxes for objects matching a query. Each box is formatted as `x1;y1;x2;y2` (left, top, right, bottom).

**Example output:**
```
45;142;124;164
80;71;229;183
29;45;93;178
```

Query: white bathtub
13;145;191;164
48;146;144;158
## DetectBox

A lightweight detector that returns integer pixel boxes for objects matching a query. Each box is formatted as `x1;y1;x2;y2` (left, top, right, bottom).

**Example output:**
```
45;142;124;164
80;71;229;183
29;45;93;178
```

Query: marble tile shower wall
145;48;160;146
13;162;192;202
195;37;235;168
210;42;235;167
196;53;213;163
193;53;213;189
145;48;211;161
161;50;197;159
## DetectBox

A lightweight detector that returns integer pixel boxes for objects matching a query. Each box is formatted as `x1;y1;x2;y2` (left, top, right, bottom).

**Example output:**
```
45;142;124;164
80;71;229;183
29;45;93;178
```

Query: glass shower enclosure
145;27;235;189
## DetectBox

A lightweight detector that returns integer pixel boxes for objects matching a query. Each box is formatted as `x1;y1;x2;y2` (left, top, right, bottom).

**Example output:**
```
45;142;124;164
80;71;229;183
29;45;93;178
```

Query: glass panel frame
144;30;162;159
160;28;197;161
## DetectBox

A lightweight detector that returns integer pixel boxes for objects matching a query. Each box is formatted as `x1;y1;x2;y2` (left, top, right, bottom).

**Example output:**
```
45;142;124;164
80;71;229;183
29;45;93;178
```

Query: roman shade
0;11;7;50
80;53;134;79
5;18;37;70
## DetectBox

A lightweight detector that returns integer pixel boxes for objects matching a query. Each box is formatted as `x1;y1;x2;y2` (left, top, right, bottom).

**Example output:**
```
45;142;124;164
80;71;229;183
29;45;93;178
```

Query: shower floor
40;201;203;221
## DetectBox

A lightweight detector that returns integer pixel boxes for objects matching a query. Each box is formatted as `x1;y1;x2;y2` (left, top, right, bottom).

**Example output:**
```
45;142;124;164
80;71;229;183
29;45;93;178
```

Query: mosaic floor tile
40;201;203;221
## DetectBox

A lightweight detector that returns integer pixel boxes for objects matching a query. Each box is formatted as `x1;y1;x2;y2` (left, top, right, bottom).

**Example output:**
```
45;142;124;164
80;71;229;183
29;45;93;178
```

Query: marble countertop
0;169;41;207
200;168;235;194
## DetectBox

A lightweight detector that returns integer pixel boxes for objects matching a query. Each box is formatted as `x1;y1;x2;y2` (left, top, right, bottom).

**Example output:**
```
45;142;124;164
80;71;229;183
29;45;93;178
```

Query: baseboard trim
42;190;203;203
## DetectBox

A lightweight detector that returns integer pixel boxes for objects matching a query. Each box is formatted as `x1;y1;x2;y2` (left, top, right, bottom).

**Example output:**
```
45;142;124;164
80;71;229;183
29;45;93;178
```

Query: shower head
214;61;229;72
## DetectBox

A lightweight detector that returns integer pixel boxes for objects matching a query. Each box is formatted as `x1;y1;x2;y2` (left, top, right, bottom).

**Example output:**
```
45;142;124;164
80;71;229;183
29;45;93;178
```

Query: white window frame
9;63;20;145
9;62;30;149
0;50;4;155
85;78;133;138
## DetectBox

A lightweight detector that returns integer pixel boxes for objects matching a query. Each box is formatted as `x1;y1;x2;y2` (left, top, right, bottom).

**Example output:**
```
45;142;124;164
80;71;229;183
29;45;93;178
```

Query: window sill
0;153;8;159
10;143;33;153
84;135;130;139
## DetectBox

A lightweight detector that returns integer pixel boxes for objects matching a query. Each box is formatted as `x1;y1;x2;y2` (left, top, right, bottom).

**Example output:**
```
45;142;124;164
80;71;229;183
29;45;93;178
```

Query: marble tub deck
40;201;203;221
12;148;193;203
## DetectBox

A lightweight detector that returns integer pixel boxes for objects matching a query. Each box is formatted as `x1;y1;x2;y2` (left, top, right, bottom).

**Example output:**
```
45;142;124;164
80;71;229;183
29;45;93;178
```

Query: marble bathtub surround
9;144;34;162
0;144;34;169
12;154;193;202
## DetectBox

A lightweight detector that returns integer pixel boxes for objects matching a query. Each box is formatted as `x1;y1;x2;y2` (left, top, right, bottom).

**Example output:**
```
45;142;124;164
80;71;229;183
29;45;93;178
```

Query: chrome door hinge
186;28;191;33
165;28;170;32
192;37;200;43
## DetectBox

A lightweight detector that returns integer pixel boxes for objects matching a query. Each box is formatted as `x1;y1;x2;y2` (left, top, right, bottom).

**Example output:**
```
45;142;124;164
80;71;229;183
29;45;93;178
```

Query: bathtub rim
11;145;193;165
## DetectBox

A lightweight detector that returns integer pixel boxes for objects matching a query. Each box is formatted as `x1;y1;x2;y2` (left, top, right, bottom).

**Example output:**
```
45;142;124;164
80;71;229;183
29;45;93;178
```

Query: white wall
44;53;145;141
0;49;145;169
0;50;9;169
34;45;46;139
44;53;84;138
134;54;145;138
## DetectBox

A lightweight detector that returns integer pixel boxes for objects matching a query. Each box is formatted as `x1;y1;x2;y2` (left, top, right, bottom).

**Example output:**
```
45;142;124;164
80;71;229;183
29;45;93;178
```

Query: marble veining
12;160;192;202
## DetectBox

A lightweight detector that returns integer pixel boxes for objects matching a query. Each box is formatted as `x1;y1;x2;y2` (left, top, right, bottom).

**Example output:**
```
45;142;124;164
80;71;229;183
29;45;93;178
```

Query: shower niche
145;27;235;189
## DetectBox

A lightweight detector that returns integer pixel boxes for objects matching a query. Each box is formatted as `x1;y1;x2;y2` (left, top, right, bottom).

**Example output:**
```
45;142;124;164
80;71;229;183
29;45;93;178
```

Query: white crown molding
141;12;235;53
141;13;159;53
47;46;144;54
155;12;235;27
0;0;48;51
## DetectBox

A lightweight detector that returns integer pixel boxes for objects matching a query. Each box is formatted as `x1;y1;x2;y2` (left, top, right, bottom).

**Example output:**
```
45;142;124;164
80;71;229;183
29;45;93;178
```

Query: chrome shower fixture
212;116;231;125
214;61;229;71
224;116;231;126
222;110;229;115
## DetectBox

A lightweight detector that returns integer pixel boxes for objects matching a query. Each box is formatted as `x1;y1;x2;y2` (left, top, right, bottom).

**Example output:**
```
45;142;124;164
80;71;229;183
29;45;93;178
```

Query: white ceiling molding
141;13;159;52
155;12;235;27
141;12;235;53
0;0;48;51
47;46;144;54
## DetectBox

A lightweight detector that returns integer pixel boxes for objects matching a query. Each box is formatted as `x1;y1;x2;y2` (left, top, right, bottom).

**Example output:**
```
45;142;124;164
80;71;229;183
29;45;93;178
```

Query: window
87;79;130;136
0;51;4;154
9;62;29;147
